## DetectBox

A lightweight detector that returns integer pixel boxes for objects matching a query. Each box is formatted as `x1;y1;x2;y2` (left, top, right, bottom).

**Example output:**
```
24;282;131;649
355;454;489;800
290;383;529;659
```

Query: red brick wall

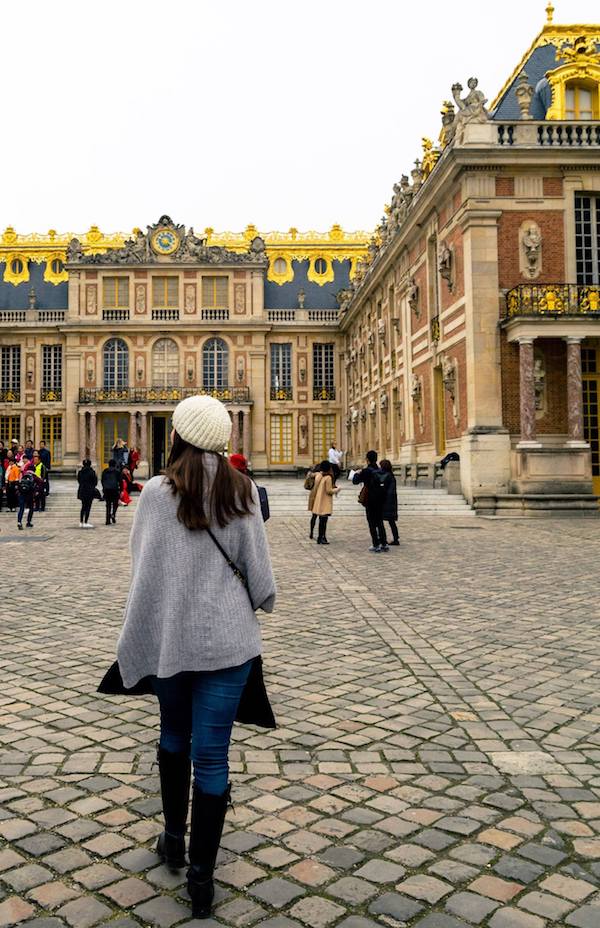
498;210;565;291
496;177;515;197
501;335;567;435
543;177;563;197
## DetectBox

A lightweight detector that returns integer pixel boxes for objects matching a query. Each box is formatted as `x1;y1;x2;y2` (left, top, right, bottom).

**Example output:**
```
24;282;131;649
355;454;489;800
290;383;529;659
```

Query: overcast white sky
3;0;598;235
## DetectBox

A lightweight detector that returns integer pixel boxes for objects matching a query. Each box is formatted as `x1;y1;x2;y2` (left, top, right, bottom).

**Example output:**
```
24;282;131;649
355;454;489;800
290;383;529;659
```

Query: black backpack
257;486;270;522
18;471;36;495
102;468;120;492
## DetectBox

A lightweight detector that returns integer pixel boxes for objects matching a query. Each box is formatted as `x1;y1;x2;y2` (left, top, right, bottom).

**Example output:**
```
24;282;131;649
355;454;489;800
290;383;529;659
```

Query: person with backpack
379;459;399;545
113;395;276;920
32;451;47;512
101;458;121;525
77;459;98;528
228;454;270;523
17;467;38;530
310;460;339;544
352;449;388;553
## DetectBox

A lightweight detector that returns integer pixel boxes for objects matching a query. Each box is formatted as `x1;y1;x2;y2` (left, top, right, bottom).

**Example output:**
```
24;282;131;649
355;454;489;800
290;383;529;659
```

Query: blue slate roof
264;259;351;310
493;41;600;120
0;263;68;310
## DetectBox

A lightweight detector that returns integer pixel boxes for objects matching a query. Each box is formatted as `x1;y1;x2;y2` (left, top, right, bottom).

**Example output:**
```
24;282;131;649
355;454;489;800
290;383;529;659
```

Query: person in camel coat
310;460;339;544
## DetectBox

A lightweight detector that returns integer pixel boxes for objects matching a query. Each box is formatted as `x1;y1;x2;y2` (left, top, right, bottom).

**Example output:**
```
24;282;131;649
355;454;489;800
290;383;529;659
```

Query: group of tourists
0;438;51;530
305;445;399;550
76;439;142;528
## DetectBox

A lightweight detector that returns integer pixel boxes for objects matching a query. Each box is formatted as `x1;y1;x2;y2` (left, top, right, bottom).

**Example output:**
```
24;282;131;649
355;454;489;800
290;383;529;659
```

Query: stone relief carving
438;242;454;290
298;414;308;450
369;399;377;417
186;356;195;383
379;392;388;412
360;408;367;422
297;288;305;309
184;285;196;313
515;71;534;119
351;407;359;425
521;223;542;279
411;374;424;433
86;285;97;315
451;77;490;143
135;284;146;313
234;283;246;315
66;217;268;267
236;356;245;383
344;415;351;431
86;356;95;383
135;355;145;382
298;355;306;383
377;318;386;341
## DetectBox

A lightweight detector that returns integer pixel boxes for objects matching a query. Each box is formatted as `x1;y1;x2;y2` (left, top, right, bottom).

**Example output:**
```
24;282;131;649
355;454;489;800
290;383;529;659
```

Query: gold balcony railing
78;386;250;404
505;284;600;318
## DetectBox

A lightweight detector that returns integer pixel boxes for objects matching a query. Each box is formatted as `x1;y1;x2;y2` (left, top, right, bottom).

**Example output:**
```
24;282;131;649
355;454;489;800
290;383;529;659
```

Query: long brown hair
165;433;254;530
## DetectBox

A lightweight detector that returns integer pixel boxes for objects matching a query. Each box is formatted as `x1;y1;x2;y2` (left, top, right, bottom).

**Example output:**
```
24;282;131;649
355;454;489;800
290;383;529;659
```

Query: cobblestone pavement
1;498;600;928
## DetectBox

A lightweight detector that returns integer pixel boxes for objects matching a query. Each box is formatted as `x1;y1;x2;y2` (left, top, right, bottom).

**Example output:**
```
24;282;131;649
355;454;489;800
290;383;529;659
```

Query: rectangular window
270;414;293;464
313;343;335;400
1;345;20;398
202;276;229;308
103;277;130;308
152;276;179;308
42;345;62;399
313;414;336;462
41;415;62;463
0;415;20;444
270;343;292;399
575;193;600;284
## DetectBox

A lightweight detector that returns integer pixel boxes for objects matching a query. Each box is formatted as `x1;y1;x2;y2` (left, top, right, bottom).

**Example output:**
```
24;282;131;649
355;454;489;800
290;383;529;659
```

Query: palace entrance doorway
151;412;172;476
100;413;129;470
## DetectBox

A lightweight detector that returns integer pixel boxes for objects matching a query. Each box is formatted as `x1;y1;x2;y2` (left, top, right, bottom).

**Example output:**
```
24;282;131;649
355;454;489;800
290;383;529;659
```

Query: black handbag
97;530;276;729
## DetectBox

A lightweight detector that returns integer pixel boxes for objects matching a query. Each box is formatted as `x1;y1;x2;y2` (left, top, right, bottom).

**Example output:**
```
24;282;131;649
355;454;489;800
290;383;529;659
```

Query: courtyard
1;496;600;928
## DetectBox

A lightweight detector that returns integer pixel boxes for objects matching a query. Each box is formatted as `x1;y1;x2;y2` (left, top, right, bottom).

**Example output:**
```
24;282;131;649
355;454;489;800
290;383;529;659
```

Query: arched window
152;338;179;388
203;338;228;390
103;338;129;389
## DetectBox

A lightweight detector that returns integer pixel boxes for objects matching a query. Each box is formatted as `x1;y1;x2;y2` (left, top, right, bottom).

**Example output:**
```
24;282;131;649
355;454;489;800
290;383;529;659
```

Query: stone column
79;411;87;460
231;409;239;454
517;337;540;448
136;411;149;477
242;410;251;460
565;337;587;447
89;410;97;464
129;411;137;451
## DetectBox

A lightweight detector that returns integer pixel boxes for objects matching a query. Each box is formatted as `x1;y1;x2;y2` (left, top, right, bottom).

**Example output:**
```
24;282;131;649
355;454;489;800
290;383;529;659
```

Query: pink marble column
89;410;97;463
139;412;148;462
230;409;240;454
79;411;87;460
129;411;137;451
566;337;586;446
242;410;250;460
517;337;539;447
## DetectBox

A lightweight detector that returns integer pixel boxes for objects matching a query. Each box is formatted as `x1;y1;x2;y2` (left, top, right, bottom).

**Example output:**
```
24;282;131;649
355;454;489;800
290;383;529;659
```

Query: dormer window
565;80;597;119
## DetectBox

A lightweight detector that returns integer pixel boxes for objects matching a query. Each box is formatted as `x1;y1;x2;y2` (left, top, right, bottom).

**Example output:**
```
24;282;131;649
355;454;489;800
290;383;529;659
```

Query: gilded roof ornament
546;2;554;24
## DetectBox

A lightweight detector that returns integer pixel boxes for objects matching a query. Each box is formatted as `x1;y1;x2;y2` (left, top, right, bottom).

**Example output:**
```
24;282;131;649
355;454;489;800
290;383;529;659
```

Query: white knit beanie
172;395;232;452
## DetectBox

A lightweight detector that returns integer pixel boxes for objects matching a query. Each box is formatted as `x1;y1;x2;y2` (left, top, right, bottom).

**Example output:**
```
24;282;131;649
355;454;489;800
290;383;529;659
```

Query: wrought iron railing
270;386;293;401
0;389;20;402
313;386;336;401
78;386;250;404
431;315;440;342
505;284;600;318
41;388;62;402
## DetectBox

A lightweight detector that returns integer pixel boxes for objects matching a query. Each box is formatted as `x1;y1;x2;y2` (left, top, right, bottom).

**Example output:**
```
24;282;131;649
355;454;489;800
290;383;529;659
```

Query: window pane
103;339;129;389
152;338;179;388
270;414;292;464
202;338;228;389
202;276;229;308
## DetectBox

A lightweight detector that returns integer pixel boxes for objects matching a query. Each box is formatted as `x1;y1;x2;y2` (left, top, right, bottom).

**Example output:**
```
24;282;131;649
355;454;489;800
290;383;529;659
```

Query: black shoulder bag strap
205;527;250;593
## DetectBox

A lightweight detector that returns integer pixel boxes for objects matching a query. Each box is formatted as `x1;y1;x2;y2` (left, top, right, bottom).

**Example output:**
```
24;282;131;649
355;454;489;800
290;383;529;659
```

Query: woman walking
115;395;276;919
77;459;98;528
379;459;399;545
310;460;339;544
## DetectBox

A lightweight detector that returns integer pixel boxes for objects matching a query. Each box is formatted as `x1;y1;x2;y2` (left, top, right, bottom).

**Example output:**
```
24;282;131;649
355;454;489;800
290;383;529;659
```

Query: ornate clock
150;227;180;256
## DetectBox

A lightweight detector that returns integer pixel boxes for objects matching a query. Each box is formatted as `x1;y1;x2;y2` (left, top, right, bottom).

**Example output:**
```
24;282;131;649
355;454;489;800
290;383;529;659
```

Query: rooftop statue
421;138;441;178
451;77;490;143
439;101;456;148
66;238;84;262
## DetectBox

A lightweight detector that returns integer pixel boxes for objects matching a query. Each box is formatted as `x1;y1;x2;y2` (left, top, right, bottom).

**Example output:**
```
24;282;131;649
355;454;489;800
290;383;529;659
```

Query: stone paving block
326;876;378;904
215;896;268;926
468;875;524;902
445;890;499;923
133;896;191;927
540;873;596;901
72;863;124;889
488;909;546;928
216;860;266;888
0;897;36;928
565;904;600;928
369;892;423;921
395;874;453;904
100;877;156;907
42;847;93;873
27;880;79;909
288;896;346;928
57;897;113;928
414;917;470;928
354;858;406;883
317;846;365;870
286;860;336;887
250;877;306;908
2;863;53;892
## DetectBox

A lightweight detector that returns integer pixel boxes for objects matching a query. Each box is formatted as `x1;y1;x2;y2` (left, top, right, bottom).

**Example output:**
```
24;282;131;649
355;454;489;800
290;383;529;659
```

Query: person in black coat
352;450;388;552
379;459;399;545
101;459;121;525
77;459;98;528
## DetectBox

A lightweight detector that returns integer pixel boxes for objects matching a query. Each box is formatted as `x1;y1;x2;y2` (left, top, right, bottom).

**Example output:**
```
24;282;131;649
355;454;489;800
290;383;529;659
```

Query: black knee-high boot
309;513;317;539
156;746;191;869
187;784;230;919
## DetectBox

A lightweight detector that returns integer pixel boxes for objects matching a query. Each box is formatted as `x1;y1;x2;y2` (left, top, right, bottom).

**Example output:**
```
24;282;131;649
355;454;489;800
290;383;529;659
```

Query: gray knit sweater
116;471;276;688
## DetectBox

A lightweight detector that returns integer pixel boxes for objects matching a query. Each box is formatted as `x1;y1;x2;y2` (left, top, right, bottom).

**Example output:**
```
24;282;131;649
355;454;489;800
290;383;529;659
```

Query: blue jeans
17;493;34;525
151;660;252;795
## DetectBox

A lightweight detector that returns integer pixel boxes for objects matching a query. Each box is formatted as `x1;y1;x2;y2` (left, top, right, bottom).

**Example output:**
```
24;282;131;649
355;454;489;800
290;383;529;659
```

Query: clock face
151;228;179;255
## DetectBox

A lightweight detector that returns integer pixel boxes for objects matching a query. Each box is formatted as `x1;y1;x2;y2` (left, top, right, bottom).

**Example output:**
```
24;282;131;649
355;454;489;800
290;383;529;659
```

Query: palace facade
1;7;599;512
